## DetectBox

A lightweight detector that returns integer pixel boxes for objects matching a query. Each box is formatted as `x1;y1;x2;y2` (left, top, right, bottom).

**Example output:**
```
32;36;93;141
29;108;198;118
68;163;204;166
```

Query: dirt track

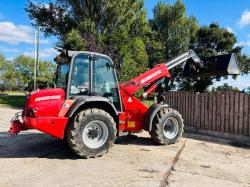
0;108;250;187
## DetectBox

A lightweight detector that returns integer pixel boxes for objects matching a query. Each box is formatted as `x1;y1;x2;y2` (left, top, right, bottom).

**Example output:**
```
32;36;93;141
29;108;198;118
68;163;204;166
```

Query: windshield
56;63;69;89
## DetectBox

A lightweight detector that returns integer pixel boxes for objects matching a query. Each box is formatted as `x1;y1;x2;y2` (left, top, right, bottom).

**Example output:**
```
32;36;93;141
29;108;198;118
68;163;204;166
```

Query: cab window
56;63;69;89
93;57;121;111
70;54;90;95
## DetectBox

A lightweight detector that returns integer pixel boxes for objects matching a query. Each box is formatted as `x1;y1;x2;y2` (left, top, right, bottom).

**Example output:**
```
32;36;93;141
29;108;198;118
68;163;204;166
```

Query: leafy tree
0;54;16;91
243;87;250;94
14;55;56;91
25;0;250;92
62;29;86;51
14;55;35;90
119;37;148;81
26;0;150;80
0;54;55;92
211;83;240;92
180;23;250;92
148;0;199;90
192;23;236;58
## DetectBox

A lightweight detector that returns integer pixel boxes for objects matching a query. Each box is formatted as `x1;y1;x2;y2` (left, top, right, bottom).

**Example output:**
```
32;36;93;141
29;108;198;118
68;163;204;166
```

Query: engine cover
25;88;65;117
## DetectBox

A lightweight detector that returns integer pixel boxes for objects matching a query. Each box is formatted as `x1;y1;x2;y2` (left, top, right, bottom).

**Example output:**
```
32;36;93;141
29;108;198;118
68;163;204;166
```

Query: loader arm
119;50;201;132
121;50;201;96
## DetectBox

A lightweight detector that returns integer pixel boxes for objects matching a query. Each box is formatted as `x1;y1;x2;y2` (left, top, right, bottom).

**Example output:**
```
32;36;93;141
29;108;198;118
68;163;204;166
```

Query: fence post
194;92;199;131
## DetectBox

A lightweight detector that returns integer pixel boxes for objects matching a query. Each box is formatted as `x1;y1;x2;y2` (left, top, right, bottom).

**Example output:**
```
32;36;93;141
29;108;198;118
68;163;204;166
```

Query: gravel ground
0;107;249;187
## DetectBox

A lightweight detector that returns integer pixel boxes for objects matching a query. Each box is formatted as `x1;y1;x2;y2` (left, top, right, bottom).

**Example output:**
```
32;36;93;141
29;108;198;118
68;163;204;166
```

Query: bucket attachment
183;53;240;77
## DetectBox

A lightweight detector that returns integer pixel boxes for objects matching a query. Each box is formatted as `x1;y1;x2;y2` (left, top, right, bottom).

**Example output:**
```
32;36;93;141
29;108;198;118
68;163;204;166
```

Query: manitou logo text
141;70;162;84
35;95;61;102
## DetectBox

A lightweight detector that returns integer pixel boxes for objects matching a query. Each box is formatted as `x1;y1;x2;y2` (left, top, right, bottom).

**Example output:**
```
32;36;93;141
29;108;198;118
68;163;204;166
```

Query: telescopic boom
166;50;201;70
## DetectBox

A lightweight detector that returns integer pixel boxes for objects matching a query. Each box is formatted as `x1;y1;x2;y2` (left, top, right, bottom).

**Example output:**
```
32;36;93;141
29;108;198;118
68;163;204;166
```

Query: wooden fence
165;91;250;136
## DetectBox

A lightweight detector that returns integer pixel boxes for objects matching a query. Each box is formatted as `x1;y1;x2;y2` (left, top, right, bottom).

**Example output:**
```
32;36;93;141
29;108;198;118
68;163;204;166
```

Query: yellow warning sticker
127;121;135;128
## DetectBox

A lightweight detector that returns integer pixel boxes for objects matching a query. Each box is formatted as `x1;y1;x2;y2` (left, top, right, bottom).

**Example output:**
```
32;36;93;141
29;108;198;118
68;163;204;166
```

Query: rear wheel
67;108;116;158
150;107;184;145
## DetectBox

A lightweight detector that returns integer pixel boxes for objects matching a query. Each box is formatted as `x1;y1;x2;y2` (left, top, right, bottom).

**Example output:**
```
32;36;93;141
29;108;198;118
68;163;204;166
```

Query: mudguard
143;103;169;131
66;96;119;118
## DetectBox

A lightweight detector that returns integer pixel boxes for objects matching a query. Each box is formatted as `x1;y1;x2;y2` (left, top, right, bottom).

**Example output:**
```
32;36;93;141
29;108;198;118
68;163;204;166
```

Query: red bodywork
11;88;71;139
9;63;171;139
119;64;170;132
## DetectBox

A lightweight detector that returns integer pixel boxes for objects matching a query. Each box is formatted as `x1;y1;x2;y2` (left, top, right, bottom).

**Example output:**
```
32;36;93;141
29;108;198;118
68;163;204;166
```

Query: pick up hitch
8;112;26;135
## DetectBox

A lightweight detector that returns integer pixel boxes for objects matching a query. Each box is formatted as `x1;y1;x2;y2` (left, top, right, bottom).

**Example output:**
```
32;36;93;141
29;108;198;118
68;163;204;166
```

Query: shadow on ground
186;133;250;149
0;132;157;159
0;132;78;159
0;131;249;159
116;134;157;146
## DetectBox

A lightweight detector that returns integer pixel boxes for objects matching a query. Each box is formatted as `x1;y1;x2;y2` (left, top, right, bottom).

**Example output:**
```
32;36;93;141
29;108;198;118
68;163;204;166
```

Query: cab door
92;55;122;111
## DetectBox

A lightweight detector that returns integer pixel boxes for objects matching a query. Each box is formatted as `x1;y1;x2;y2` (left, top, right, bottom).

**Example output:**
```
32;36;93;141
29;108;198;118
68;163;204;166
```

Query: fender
66;96;119;119
143;103;169;131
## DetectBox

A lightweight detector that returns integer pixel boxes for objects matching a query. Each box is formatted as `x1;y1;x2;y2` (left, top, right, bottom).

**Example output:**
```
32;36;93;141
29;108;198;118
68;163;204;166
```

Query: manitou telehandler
8;50;240;158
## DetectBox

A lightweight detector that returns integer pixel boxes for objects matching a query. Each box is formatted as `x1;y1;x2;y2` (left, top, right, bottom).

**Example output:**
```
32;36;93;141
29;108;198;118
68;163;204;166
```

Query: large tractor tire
150;107;184;145
66;108;116;158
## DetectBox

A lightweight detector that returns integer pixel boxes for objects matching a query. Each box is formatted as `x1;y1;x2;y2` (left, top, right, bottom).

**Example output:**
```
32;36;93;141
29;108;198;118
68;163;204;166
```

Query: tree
26;0;150;81
26;0;250;91
14;55;35;90
13;55;56;91
62;29;86;51
119;37;148;81
0;54;55;92
179;23;250;92
148;0;199;90
243;87;250;94
0;54;16;91
211;83;240;92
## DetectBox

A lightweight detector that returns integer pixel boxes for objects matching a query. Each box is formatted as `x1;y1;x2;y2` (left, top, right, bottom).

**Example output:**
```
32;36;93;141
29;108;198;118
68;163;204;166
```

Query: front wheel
150;107;184;145
66;108;116;158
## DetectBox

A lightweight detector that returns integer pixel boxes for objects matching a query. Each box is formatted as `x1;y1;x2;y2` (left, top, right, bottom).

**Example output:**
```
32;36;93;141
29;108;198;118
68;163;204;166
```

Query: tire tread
67;108;116;158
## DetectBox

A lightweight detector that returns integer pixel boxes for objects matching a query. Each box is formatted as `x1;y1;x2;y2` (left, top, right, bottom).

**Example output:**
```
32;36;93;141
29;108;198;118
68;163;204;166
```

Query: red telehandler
8;50;240;158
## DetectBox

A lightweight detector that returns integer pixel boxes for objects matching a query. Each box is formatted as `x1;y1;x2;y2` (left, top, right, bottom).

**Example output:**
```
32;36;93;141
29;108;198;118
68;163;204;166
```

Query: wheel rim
82;120;109;149
163;117;179;139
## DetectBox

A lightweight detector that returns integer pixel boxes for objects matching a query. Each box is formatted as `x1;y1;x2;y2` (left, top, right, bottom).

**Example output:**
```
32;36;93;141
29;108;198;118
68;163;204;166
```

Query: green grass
143;99;155;107
0;91;25;95
0;95;26;108
0;93;154;109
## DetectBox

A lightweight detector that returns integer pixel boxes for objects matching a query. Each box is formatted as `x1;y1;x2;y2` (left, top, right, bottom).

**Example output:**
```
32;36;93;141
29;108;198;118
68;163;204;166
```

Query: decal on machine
127;121;135;128
35;95;61;102
140;70;162;84
127;97;132;102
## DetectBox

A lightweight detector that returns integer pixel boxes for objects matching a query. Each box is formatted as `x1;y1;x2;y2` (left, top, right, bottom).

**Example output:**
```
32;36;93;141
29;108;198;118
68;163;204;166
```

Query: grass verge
143;99;154;107
0;95;26;109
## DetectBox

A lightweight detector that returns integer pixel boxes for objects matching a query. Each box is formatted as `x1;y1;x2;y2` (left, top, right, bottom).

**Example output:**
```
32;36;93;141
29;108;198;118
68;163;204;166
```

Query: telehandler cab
8;50;240;158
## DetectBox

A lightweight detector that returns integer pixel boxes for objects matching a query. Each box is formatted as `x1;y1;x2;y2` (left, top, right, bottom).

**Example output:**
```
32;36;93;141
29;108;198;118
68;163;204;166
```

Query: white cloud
213;75;250;90
237;41;250;47
6;57;14;61
0;47;21;53
226;27;234;33
43;3;50;9
23;48;58;59
238;9;250;28
0;21;49;45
